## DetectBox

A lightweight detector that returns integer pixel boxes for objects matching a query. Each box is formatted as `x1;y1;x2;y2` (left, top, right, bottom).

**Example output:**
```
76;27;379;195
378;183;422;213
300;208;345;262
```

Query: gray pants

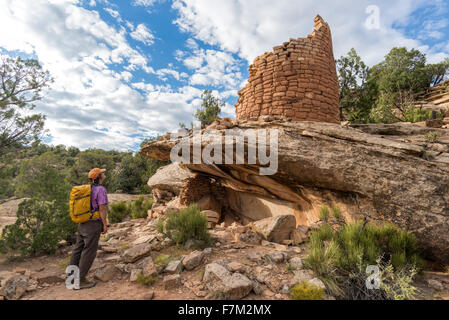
69;220;103;280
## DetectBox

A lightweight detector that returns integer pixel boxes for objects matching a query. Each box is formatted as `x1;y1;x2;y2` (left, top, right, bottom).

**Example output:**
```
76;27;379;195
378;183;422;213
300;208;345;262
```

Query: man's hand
102;223;108;234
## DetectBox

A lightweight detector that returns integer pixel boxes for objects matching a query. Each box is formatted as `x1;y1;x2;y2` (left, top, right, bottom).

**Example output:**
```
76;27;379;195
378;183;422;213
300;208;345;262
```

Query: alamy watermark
169;122;279;175
65;265;80;290
366;265;380;289
365;5;380;30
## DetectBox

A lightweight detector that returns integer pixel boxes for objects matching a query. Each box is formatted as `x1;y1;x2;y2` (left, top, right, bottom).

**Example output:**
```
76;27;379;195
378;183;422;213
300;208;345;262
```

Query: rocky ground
1;215;449;300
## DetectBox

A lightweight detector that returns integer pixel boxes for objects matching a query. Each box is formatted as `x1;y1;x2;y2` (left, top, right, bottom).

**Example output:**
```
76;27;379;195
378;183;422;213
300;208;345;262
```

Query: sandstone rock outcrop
147;162;194;194
413;80;449;117
235;15;339;123
141;120;449;263
252;215;296;243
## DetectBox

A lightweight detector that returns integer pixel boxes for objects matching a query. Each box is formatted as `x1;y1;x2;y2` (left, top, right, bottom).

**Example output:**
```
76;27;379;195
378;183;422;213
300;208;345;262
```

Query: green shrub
136;272;157;286
404;107;444;123
319;205;330;222
0;197;76;257
108;201;130;223
289;281;326;300
154;254;171;267
304;220;422;300
425;132;438;142
159;204;210;245
378;260;418;300
331;205;342;221
129;196;152;219
156;219;165;234
109;197;153;222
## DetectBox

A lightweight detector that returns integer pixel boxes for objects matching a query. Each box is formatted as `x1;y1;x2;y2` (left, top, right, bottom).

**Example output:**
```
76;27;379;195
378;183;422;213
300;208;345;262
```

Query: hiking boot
75;279;97;290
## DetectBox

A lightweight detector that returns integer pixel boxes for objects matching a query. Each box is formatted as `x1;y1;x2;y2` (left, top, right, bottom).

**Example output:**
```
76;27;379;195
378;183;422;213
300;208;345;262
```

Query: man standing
69;168;109;290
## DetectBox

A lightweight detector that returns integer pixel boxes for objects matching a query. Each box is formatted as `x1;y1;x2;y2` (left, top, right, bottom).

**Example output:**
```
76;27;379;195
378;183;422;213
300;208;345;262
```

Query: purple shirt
91;184;108;214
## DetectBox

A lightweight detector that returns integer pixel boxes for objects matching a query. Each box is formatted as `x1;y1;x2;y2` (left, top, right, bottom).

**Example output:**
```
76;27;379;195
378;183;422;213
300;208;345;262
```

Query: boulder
182;250;205;271
264;251;285;263
165;260;183;274
427;279;444;291
163;274;181;289
147;163;194;195
290;225;310;245
247;252;263;263
252;215;296;244
122;243;152;263
308;278;326;290
288;257;303;270
203;263;253;300
289;270;315;287
227;262;246;273
0;272;28;300
141;121;449;263
95;265;117;282
130;269;142;282
139;257;158;277
108;227;130;239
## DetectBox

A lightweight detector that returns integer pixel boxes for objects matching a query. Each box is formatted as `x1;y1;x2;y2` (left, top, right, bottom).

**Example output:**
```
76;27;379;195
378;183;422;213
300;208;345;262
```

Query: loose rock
252;215;297;244
203;263;253;300
0;273;28;300
182;250;205;270
122;243;152;263
95;265;117;282
163;274;181;289
165;260;183;274
427;279;444;291
288;257;303;270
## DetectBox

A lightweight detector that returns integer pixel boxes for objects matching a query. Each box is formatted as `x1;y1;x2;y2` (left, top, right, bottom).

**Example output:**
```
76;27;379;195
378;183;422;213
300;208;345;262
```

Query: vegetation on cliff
337;47;449;123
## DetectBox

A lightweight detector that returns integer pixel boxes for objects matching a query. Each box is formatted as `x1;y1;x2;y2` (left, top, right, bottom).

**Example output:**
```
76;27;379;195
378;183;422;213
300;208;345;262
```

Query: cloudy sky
1;0;448;151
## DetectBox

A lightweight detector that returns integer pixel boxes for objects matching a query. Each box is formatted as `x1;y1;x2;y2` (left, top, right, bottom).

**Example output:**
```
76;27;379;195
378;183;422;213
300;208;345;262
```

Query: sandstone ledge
141;121;449;263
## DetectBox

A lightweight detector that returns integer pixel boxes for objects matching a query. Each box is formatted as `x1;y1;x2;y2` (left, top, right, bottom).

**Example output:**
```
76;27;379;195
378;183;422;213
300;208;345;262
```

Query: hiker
69;168;109;289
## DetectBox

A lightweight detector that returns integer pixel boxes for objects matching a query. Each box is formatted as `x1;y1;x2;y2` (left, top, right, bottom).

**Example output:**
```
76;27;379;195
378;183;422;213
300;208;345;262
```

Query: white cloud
179;43;242;89
0;0;203;150
119;71;133;81
133;0;157;6
132;0;165;8
130;23;155;46
104;7;122;22
172;0;448;67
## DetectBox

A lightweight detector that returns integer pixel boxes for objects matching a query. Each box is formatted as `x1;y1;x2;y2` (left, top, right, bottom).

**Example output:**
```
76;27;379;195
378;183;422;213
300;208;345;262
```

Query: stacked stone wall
235;15;340;123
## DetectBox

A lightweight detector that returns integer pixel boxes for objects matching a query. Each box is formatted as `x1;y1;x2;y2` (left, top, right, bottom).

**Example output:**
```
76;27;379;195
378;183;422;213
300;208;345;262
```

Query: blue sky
1;0;448;152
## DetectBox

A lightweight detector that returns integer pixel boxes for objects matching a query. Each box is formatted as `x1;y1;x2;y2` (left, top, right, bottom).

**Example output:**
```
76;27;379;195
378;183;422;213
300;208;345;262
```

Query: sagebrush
157;204;210;245
108;196;153;223
289;281;326;300
304;220;422;300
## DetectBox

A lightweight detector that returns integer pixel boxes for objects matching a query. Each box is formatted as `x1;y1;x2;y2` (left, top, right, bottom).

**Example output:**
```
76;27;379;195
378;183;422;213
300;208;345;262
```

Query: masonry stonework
235;15;340;123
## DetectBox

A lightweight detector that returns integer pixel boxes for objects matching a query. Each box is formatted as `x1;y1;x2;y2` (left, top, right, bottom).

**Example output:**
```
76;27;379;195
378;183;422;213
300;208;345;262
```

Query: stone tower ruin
235;15;340;123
